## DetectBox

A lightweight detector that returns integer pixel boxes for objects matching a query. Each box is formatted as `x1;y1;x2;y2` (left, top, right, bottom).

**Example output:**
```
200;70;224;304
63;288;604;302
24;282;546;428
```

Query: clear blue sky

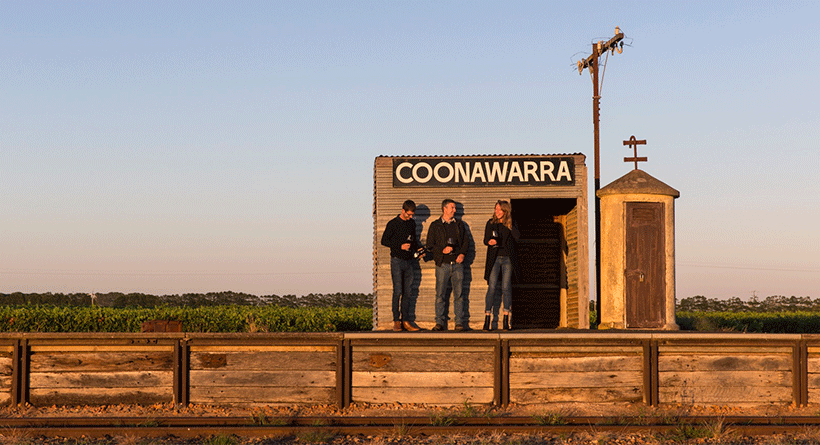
2;1;818;299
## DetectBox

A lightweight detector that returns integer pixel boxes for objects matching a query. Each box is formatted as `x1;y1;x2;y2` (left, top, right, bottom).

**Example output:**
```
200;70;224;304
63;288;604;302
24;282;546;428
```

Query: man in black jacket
380;200;422;331
426;199;469;331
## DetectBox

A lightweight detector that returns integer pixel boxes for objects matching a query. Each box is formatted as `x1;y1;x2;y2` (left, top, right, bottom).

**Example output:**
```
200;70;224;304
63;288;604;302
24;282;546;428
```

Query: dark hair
441;198;455;210
402;200;416;212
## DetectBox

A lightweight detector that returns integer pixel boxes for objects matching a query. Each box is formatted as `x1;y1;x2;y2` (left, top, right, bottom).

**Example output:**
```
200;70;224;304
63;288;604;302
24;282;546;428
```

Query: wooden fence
2;332;819;407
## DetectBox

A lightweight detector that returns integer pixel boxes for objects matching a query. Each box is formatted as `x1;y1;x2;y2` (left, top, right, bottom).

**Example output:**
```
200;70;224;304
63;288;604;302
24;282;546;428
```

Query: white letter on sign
470;162;487;183
507;162;523;182
454;162;469;183
540;161;556;181
523;161;538;182
434;162;454;183
412;162;433;183
556;161;572;182
396;162;414;184
485;162;508;182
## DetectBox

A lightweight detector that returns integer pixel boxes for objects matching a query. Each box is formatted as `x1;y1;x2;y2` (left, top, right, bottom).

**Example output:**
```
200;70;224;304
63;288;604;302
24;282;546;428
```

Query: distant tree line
678;295;818;312
4;293;815;313
0;291;373;308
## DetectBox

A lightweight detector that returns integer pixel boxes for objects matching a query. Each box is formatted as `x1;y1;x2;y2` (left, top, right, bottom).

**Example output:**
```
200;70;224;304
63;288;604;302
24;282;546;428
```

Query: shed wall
373;155;588;330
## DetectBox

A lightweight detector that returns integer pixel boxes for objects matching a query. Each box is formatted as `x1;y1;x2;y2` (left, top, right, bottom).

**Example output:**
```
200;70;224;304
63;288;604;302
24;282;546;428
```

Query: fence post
341;338;351;408
501;339;510;407
14;338;29;406
642;339;658;406
336;339;346;408
492;338;501;406
10;338;20;406
795;338;808;406
176;338;189;407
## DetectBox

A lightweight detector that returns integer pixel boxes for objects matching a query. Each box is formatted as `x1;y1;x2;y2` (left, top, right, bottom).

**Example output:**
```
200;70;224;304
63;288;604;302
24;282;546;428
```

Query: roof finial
623;135;647;170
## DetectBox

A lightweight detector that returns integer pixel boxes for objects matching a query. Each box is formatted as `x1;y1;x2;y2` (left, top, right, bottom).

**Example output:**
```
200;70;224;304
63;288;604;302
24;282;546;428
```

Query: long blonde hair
491;200;512;229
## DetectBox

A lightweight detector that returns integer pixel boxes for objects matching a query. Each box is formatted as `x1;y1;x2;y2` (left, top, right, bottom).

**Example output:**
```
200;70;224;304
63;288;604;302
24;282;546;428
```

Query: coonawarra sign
392;157;575;187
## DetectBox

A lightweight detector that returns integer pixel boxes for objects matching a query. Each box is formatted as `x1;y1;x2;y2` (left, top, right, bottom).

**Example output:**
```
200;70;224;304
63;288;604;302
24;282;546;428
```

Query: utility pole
577;27;625;327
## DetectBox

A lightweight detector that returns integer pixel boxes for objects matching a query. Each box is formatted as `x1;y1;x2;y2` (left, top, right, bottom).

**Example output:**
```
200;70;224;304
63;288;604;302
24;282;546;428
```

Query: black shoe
454;324;472;332
502;314;511;331
432;323;447;331
482;315;491;331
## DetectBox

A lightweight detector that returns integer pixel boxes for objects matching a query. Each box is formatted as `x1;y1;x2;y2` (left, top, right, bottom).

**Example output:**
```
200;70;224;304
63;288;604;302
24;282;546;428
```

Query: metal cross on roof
623;135;647;170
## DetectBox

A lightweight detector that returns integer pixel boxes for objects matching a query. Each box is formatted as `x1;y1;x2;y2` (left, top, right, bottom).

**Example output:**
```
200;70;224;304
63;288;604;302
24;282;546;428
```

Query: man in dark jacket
426;199;469;331
380;200;422;331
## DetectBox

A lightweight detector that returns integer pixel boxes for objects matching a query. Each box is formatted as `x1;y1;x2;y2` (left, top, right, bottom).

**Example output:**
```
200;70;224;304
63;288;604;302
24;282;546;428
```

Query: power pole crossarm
577;28;625;73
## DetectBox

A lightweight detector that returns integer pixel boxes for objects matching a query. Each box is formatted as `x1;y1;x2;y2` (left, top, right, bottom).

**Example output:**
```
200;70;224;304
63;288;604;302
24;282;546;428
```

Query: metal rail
4;416;820;438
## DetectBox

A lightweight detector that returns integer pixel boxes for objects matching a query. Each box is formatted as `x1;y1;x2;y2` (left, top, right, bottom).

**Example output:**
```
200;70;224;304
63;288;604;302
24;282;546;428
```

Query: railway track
4;416;820;438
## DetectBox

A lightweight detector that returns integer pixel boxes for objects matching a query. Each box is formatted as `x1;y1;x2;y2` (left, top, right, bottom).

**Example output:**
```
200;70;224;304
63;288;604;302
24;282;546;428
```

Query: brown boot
402;321;422;331
393;321;403;331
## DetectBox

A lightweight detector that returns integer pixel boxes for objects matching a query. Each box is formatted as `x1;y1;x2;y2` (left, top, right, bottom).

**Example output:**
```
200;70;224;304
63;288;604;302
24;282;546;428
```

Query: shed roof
597;169;680;198
376;153;585;159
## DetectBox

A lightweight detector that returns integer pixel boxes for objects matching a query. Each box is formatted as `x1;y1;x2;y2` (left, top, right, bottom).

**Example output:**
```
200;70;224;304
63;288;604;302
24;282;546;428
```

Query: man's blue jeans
390;257;415;322
485;256;512;313
435;262;464;326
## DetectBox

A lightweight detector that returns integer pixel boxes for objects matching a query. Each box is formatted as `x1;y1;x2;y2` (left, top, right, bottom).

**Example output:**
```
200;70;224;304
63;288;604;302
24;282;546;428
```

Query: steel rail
7;416;820;426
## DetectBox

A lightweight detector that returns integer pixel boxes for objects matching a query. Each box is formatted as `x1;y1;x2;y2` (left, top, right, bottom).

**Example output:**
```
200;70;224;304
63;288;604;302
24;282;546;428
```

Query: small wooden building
597;169;680;330
372;154;589;330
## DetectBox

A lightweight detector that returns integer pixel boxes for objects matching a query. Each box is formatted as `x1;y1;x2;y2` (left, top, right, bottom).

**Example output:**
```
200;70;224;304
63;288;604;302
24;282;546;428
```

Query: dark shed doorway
511;198;576;329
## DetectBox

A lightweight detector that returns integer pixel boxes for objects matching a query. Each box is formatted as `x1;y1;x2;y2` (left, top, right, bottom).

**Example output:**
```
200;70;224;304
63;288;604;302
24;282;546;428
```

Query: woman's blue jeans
485;256;512;313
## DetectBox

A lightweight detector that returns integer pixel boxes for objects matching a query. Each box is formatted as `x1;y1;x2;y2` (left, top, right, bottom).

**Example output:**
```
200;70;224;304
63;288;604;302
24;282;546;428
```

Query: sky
1;1;818;300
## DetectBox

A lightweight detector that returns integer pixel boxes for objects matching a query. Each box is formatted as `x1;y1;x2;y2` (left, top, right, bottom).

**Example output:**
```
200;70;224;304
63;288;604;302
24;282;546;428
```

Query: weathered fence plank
510;371;643;388
30;387;172;406
659;386;793;404
659;370;792;387
189;386;335;405
353;371;489;387
659;346;793;355
29;371;172;388
659;355;792;372
29;352;173;372
190;351;336;371
354;387;494;405
511;387;642;404
189;370;336;387
352;351;493;373
510;356;642;373
804;357;820;374
1;345;15;404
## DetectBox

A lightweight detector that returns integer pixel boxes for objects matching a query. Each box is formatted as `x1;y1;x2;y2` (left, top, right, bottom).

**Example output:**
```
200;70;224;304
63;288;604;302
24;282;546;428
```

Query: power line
677;262;820;273
0;270;361;277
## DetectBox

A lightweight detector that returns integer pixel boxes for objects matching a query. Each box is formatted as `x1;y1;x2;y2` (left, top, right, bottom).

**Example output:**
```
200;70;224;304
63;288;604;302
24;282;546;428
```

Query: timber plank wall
1;333;819;408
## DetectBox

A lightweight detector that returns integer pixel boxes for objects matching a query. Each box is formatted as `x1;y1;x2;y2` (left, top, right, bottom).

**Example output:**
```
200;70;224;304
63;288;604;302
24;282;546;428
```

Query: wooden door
625;202;665;328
